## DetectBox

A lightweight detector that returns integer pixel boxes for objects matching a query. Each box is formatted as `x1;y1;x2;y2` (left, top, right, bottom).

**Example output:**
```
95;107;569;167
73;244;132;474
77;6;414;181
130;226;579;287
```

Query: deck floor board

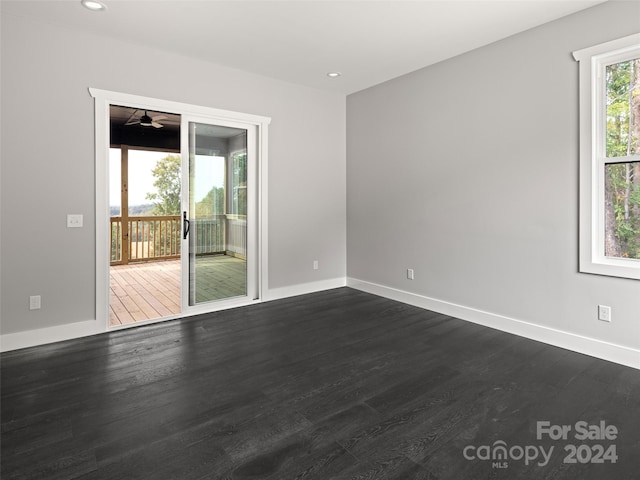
109;256;246;327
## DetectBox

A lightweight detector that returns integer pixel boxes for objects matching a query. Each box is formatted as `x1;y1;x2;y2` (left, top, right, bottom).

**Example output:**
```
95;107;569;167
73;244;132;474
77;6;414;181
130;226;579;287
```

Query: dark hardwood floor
2;288;639;479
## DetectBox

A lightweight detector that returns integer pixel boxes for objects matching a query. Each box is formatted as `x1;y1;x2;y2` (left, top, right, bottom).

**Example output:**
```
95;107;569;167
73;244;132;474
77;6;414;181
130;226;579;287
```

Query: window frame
229;149;248;218
573;33;640;280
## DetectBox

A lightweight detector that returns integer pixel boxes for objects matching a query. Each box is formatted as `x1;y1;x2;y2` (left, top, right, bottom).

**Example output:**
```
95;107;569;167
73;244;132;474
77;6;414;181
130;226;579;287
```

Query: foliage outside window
231;151;248;217
574;34;640;280
147;154;182;215
605;60;640;260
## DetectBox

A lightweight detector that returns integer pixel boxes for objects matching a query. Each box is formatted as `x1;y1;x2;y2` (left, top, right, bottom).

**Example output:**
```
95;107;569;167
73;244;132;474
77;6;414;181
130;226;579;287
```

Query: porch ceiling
110;105;180;151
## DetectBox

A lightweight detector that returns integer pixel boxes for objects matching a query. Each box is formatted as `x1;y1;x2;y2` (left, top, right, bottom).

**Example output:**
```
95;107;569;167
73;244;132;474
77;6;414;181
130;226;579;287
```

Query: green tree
231;152;247;216
196;186;225;216
605;59;640;259
146;154;181;215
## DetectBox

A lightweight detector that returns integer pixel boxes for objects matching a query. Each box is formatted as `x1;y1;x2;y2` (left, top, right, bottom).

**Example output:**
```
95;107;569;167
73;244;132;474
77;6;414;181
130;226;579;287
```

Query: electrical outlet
29;295;41;310
598;305;611;322
407;268;414;280
67;214;83;228
313;260;319;270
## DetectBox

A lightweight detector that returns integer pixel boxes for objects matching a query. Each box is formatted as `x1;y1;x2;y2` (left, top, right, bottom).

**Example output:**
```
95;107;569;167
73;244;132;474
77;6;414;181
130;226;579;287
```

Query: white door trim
89;88;271;329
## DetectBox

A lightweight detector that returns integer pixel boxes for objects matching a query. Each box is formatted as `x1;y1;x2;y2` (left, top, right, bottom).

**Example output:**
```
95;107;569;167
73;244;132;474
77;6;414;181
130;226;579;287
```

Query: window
574;34;640;280
230;151;248;216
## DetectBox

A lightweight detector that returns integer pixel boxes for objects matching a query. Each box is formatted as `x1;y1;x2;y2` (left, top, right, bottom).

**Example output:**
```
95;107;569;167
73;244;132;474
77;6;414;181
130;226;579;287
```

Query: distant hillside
110;204;155;216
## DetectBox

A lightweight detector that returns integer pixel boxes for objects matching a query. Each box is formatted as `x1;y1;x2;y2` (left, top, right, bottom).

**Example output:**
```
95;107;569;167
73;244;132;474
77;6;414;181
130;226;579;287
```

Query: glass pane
126;150;181;261
231;151;247;216
129;150;181;216
604;162;640;259
606;58;640;158
189;122;248;305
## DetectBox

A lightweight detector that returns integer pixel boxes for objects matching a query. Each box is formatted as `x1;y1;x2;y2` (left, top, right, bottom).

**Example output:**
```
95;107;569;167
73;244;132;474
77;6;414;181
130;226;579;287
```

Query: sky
109;149;224;207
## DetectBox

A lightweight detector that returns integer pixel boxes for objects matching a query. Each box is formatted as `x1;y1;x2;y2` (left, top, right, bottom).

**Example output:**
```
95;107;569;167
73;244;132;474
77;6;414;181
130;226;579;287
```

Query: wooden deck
109;256;246;327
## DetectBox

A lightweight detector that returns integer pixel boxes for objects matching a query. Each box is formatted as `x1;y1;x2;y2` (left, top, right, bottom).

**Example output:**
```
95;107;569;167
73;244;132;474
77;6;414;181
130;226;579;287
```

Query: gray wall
0;13;346;335
347;1;640;350
2;1;638;355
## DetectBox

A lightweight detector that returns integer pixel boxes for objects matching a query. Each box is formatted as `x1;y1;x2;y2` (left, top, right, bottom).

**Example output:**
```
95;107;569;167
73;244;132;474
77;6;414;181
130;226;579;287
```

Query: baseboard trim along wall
0;277;349;353
264;277;347;303
0;319;104;353
3;277;637;370
347;277;640;370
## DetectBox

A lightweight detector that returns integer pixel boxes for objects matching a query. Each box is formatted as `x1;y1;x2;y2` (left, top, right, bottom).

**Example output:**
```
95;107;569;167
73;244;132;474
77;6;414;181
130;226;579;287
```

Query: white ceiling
2;0;607;94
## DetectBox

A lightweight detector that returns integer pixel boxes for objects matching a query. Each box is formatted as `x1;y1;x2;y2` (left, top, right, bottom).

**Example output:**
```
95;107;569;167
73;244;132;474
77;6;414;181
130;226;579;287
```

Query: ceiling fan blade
151;115;168;122
125;120;140;125
151;122;164;128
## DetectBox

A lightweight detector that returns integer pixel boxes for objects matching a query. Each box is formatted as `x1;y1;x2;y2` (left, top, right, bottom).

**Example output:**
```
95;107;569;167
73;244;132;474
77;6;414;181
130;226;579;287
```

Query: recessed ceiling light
81;0;107;11
327;72;341;78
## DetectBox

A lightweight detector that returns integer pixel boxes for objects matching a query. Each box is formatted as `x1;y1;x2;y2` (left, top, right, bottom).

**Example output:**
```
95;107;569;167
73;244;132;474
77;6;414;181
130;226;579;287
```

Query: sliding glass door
92;88;269;329
181;117;257;311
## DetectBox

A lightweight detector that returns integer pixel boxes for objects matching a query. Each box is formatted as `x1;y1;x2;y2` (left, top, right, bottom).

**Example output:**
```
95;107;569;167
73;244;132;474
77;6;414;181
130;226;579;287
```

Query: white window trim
573;33;640;280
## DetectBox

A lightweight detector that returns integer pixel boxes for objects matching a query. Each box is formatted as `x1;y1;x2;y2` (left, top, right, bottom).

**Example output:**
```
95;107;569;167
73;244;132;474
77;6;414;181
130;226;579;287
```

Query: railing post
121;146;129;265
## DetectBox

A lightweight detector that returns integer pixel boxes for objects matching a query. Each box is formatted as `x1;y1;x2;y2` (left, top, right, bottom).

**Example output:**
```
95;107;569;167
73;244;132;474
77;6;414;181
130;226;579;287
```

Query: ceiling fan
125;110;167;128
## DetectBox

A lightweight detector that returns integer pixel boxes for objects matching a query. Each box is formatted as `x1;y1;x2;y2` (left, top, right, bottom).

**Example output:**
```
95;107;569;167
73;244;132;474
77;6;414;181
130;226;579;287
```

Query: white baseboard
347;277;640;370
5;278;637;371
0;319;104;353
0;278;348;353
264;277;347;302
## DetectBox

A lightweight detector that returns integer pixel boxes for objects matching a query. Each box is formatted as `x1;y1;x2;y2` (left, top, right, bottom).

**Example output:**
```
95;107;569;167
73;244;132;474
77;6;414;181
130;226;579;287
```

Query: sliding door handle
183;211;190;240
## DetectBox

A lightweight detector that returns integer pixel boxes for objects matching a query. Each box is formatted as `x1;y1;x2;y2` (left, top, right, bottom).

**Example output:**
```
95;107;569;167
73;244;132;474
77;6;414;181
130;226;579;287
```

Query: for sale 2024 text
537;420;618;465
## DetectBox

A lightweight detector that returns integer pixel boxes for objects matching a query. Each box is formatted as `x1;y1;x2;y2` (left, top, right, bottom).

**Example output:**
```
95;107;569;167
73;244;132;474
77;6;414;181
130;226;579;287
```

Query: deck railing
110;215;246;265
227;215;247;259
192;216;226;256
111;215;181;264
